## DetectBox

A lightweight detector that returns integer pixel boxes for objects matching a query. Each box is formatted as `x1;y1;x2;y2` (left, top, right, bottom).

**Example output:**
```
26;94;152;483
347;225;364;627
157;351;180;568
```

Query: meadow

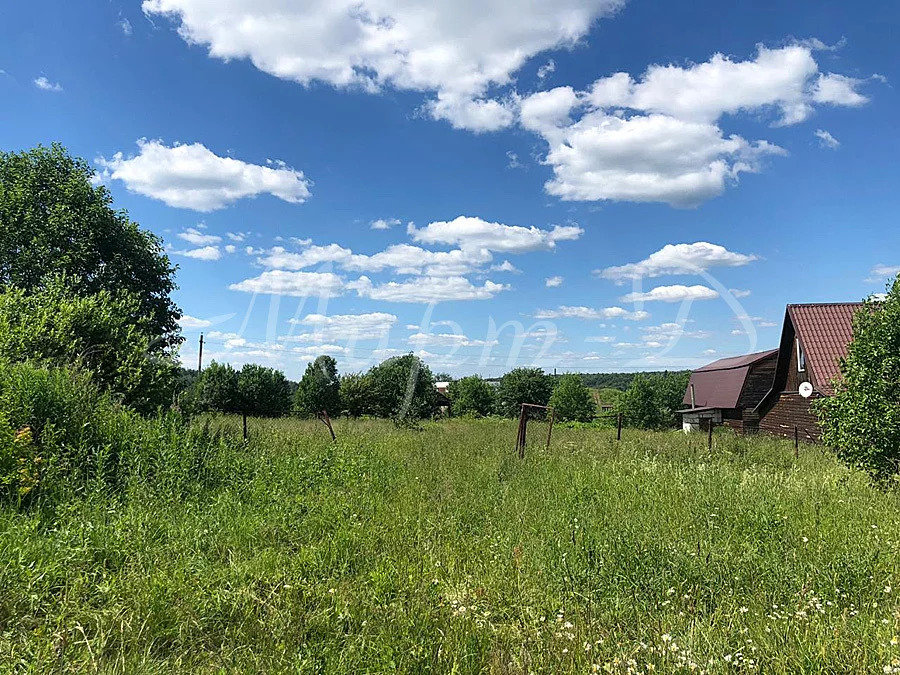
3;417;900;673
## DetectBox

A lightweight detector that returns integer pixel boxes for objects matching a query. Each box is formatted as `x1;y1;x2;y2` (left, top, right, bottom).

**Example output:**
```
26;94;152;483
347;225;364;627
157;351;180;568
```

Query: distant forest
484;370;691;392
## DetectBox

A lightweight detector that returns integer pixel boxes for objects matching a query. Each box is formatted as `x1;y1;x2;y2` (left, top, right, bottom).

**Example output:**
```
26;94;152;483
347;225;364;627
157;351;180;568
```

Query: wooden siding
737;356;777;409
758;392;821;441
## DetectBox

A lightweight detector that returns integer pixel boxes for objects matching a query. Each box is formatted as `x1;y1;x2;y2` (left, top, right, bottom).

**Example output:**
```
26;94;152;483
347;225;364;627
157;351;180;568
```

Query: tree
622;371;690;429
0;144;181;347
0;277;177;413
237;364;291;417
815;278;900;481
496;367;553;418
549;374;596;422
448;375;495;417
340;373;372;417
294;355;341;416
367;354;436;420
195;361;240;413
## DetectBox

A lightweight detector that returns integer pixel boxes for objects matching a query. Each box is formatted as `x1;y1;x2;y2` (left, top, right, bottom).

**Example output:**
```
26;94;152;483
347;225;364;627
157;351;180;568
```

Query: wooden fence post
707;421;713;450
616;413;623;441
516;404;527;458
545;408;555;452
242;411;248;441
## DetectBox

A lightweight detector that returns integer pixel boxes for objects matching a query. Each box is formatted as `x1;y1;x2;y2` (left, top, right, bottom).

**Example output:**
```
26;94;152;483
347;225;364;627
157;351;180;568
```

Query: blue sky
2;0;898;379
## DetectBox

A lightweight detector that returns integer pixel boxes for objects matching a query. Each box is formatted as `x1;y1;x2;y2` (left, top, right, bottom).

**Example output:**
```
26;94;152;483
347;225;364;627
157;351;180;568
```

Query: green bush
816;276;900;481
549;373;596;422
237;364;292;417
0;278;178;413
623;371;690;429
448;375;495;417
0;362;228;506
295;355;341;416
193;361;241;413
367;354;436;421
340;372;372;417
496;367;552;417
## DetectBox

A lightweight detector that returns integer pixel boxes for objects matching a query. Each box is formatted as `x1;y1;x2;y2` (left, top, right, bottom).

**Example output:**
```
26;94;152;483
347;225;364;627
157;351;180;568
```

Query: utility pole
198;333;204;374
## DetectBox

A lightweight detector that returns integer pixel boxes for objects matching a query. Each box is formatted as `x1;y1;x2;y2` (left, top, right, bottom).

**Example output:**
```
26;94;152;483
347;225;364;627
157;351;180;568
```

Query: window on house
796;338;806;372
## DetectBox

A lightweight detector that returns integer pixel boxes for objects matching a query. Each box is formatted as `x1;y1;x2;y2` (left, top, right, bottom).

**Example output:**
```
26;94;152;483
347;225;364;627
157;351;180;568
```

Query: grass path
2;418;900;673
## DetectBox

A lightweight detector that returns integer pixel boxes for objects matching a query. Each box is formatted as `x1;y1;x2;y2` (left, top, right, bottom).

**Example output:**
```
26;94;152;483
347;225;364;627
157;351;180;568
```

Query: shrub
623;371;690;430
448;375;495;417
0;362;228;506
237;364;292;417
0;278;178;413
367;354;436;421
295;355;341;416
815;276;900;481
340;373;372;417
496;368;552;417
194;361;240;413
549;374;596;422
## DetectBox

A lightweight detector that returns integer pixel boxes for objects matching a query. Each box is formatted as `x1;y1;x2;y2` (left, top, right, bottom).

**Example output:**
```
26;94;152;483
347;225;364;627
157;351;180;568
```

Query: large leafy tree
367;354;436;421
622;372;690;429
448;375;495;417
496;367;553;417
549;374;596;422
294;355;341;416
195;361;240;413
0;144;180;347
0;277;177;413
815;278;900;481
237;364;292;417
339;373;372;417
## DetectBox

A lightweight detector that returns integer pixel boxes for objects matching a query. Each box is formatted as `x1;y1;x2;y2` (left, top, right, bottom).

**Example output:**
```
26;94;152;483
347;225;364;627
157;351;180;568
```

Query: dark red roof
683;349;778;409
788;303;862;395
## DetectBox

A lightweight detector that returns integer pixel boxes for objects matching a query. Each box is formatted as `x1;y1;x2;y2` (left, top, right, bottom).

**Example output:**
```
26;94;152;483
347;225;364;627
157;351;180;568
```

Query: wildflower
739;606;749;614
887;586;893;594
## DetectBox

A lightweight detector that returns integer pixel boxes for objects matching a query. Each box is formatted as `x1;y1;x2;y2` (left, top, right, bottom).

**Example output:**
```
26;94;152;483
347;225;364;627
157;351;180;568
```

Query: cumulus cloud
178;315;212;329
285;312;397;341
599;242;758;283
178;227;221;246
545;276;564;287
371;218;401;230
408;216;582;253
143;0;623;131
534;305;649;320
490;260;520;273
519;43;871;206
33;76;62;92
621;284;719;303
408;332;497;348
814;128;840;149
95;139;311;211
866;264;900;283
229;270;345;297
729;288;752;298
349;275;507;303
175;245;221;261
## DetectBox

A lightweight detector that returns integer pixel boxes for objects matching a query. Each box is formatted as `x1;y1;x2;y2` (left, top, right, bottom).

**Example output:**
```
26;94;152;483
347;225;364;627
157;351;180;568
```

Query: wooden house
680;349;779;432
748;303;862;441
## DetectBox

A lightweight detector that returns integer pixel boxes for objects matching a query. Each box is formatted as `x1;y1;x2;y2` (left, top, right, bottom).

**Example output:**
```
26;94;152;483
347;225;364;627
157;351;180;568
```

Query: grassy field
3;417;900;673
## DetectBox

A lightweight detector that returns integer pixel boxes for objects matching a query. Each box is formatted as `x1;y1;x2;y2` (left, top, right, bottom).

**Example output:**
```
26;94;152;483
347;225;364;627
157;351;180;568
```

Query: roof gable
683;349;778;409
788;303;862;395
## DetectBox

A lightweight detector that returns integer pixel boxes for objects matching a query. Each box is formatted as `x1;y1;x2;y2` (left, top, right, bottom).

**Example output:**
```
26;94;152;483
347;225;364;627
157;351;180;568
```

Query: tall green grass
2;416;900;673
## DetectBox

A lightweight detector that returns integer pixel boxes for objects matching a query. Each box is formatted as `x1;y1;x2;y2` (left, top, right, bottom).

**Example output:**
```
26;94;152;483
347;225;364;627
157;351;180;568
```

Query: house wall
738;357;777;409
758;393;821;441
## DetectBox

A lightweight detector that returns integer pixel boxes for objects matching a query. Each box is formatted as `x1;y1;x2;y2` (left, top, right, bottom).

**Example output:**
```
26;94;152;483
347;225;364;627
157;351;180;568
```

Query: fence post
242;411;248;441
516;404;527;459
545;407;555;452
707;421;713;450
616;413;622;441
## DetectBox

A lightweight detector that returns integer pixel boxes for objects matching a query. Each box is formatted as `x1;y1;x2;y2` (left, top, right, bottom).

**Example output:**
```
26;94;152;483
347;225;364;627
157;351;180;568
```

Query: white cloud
349;275;507;303
229;270;345;297
408;216;582;253
585;335;614;343
408;332;497;348
178;315;212;329
119;17;133;36
490;260;520;273
506;151;524;169
866;264;900;283
520;43;871;206
729;288;752;298
537;59;556;81
178;226;221;246
176;245;221;261
285;312;397;341
621;284;719;303
224;244;236;254
371;218;401;230
534;305;649;320
600;242;758;282
33;76;62;92
226;231;248;242
545;276;564;287
143;0;623;132
95;139;311;211
814;129;840;149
